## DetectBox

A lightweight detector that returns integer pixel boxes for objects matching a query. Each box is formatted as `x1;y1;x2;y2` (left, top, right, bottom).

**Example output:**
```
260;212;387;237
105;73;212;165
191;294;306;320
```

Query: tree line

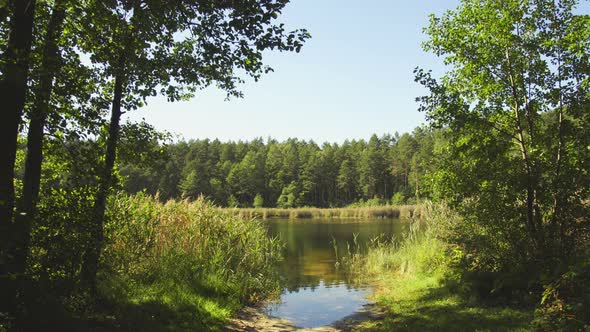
1;0;308;327
119;128;444;208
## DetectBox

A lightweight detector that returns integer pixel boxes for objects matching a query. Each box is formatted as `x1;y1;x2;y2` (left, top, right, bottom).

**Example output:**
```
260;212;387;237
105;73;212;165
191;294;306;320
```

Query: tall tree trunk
0;0;37;317
81;0;140;290
16;0;66;284
549;3;568;257
80;73;124;290
505;47;537;236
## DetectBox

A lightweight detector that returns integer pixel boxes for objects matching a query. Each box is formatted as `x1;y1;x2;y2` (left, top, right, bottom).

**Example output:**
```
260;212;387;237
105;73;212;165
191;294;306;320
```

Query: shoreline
219;205;424;220
224;299;385;332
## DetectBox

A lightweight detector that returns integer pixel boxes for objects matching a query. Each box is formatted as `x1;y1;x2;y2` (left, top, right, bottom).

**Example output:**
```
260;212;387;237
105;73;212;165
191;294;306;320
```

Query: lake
263;218;406;328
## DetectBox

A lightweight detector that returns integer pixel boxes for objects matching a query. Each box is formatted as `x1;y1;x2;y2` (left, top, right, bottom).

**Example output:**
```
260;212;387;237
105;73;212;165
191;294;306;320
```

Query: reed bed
221;205;424;220
99;193;283;330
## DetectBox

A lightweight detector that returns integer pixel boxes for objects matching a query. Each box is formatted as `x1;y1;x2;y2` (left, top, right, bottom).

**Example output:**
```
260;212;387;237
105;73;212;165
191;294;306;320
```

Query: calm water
263;218;405;328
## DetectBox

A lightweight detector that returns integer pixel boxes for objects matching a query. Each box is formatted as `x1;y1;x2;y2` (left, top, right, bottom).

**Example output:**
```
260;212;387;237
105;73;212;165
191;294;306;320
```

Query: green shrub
253;193;264;208
30;185;97;296
391;192;406;205
533;258;590;331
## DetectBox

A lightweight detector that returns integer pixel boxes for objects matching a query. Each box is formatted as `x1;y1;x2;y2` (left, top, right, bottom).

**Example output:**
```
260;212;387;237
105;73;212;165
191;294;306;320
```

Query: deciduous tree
416;0;590;293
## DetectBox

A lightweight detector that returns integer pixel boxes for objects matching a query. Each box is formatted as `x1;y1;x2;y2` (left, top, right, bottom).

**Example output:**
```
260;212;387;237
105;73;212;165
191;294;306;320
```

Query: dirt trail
224;303;386;332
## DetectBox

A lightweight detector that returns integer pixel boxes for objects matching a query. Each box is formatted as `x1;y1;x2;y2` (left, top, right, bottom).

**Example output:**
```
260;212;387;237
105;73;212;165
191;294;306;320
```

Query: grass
361;274;532;332
344;203;534;331
221;205;424;220
84;193;283;331
90;273;239;331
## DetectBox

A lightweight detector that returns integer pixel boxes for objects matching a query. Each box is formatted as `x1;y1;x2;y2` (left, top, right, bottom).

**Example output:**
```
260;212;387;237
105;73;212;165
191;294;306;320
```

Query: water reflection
264;280;370;328
264;218;404;327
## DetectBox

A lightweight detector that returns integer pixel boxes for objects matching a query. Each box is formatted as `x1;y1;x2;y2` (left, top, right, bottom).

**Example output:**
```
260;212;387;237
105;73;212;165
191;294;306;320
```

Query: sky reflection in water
265;280;370;328
264;219;404;328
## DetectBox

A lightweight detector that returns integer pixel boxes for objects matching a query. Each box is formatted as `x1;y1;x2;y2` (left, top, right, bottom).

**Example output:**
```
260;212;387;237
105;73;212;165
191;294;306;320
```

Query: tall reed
102;193;283;304
339;202;457;280
221;205;424;220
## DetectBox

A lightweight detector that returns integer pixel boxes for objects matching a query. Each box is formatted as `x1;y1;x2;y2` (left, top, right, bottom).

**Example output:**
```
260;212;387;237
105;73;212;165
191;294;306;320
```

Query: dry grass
220;205;424;220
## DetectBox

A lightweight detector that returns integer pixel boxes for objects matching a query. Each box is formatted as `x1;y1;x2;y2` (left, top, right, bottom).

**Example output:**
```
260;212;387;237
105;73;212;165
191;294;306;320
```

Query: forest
118;128;442;208
1;0;590;331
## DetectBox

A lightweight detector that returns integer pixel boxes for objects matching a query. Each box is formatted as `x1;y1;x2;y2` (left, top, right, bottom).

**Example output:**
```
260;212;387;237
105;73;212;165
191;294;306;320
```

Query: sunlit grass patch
346;203;533;331
363;273;532;332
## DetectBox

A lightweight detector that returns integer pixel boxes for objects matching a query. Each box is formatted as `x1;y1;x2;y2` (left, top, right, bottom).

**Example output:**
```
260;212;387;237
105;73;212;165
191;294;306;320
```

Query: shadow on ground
20;294;226;332
368;284;532;332
85;299;225;332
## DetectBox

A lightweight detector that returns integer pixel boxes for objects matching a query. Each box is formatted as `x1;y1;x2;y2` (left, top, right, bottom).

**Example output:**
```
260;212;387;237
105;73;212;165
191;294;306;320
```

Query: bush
391;192;406;205
533;258;590;331
415;191;538;302
30;186;97;297
253;193;264;208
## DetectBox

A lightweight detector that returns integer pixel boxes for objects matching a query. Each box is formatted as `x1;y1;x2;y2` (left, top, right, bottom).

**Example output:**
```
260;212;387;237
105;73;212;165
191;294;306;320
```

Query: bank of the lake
76;200;420;331
52;194;284;332
346;204;534;331
63;197;534;331
221;205;424;220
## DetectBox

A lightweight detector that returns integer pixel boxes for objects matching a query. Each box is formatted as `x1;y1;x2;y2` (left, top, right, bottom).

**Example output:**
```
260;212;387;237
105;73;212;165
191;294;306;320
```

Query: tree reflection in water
264;218;405;327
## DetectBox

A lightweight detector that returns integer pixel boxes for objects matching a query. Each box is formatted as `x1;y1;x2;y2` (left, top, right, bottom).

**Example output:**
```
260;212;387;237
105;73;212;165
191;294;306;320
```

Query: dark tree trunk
0;0;37;317
16;0;66;280
81;0;140;291
80;73;124;290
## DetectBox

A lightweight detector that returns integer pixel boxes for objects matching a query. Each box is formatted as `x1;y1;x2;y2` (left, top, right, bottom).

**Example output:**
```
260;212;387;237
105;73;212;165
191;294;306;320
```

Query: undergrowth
342;202;534;331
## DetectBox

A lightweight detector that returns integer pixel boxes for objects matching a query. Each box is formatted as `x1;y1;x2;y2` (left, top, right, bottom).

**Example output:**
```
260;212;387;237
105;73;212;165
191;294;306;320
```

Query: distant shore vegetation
119;127;442;209
222;205;424;220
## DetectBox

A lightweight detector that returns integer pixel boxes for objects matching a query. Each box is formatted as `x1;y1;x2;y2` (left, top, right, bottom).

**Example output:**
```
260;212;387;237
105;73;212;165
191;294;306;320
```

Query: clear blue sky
123;0;586;144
